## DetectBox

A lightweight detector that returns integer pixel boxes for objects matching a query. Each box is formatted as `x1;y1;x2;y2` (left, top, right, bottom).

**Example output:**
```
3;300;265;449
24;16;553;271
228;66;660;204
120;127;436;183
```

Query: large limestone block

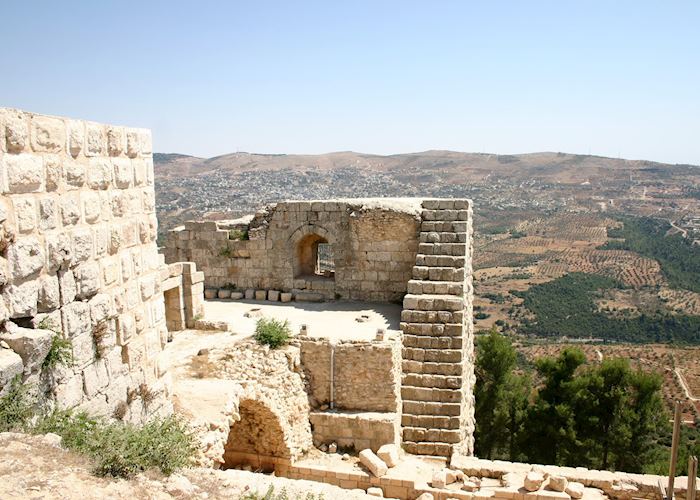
0;348;23;395
31;115;65;153
431;469;447;489
7;237;44;280
3;281;39;318
0;322;53;374
377;443;400;468
359;448;388;477
4;154;43;193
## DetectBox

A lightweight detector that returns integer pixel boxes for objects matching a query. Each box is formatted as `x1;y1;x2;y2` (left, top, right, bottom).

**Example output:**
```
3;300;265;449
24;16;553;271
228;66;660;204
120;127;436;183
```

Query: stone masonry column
399;199;475;457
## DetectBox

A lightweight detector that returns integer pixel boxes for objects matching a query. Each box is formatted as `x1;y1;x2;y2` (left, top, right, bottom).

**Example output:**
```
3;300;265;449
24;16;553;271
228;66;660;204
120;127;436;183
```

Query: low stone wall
299;337;401;412
309;411;399;453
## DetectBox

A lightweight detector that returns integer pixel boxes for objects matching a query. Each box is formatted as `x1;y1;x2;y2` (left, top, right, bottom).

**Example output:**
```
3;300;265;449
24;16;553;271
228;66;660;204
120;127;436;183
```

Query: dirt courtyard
203;300;403;341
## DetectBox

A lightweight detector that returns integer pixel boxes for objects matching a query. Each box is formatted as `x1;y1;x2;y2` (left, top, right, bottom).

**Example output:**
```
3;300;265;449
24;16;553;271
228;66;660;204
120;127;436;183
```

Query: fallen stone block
267;290;280;301
565;482;584;499
359;448;388;477
525;471;545;492
548;476;568;492
432;469;447;489
217;288;231;299
230;292;244;300
204;288;217;299
377;443;400;467
244;289;255;300
462;480;480;492
445;468;459;484
367;487;384;497
0;323;53;374
254;290;266;301
280;292;292;303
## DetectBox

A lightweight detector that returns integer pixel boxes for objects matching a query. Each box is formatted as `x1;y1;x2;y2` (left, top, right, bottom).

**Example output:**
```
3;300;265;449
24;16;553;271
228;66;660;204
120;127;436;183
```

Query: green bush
254;317;291;349
229;229;249;241
0;376;35;432
43;334;73;369
240;486;324;500
0;382;196;478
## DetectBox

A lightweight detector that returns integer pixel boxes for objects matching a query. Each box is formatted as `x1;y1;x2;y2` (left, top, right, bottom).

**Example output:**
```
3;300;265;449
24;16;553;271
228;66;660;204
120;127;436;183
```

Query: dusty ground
0;433;373;499
204;299;402;341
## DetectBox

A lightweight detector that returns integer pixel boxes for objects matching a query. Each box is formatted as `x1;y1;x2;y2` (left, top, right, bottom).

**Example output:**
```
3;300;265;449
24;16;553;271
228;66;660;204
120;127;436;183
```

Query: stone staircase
400;199;475;457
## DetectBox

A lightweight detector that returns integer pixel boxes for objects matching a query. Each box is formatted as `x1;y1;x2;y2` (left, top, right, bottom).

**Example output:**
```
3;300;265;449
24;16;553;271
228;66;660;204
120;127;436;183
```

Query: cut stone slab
359;448;388;477
244;289;255;300
280;292;292;303
377;443;400;468
367;487;384;497
254;290;266;301
267;290;280;301
0;323;53;374
295;291;325;302
0;349;23;395
230;292;244;300
524;471;545;492
204;288;217;299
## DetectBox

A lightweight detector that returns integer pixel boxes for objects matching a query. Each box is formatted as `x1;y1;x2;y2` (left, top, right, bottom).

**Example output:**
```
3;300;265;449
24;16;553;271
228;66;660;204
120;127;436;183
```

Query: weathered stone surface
4;154;42;193
366;487;384;497
74;263;100;299
359;448;388;477
548;475;568;492
0;322;53;374
377;443;400;468
0;349;23;395
3;281;39;318
3;109;28;153
525;471;545;492
565;482;584;499
31;115;65;153
431;469;447;488
7;237;44;280
13;196;36;233
37;274;60;312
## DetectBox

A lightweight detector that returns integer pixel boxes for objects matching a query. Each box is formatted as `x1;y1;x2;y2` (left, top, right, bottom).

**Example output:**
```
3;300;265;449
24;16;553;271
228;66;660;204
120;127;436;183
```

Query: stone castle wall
0;108;171;421
299;337;401;412
164;200;421;302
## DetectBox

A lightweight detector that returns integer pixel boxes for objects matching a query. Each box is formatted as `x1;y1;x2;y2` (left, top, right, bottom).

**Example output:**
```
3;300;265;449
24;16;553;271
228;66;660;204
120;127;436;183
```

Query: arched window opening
296;234;335;279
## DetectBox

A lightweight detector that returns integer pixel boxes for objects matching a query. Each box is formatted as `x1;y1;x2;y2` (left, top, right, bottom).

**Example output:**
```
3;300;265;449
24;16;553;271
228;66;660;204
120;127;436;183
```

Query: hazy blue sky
1;1;698;163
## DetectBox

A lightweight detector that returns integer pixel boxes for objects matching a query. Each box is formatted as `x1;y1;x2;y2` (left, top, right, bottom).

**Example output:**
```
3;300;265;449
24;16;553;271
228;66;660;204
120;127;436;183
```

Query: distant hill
154;150;699;185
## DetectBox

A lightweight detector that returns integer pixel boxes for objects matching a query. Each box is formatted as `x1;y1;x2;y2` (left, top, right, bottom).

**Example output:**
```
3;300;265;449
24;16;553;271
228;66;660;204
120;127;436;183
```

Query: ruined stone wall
0;108;170;422
299;337;401;412
164;200;420;302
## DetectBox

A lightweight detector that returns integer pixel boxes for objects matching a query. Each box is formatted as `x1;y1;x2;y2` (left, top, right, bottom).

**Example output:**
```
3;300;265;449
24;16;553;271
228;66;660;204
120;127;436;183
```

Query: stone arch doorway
223;398;292;471
289;225;336;280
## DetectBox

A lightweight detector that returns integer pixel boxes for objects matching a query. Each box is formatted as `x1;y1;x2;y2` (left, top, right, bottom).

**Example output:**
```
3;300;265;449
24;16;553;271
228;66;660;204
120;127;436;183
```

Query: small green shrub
0;376;35;432
43;334;73;369
240;486;324;500
229;229;249;241
254;318;291;349
34;411;195;478
0;384;195;478
218;247;234;258
221;282;237;290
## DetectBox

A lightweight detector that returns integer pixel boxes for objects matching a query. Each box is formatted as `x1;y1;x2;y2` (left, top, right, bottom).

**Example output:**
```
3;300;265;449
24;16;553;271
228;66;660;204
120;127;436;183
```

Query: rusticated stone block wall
0;108;171;422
